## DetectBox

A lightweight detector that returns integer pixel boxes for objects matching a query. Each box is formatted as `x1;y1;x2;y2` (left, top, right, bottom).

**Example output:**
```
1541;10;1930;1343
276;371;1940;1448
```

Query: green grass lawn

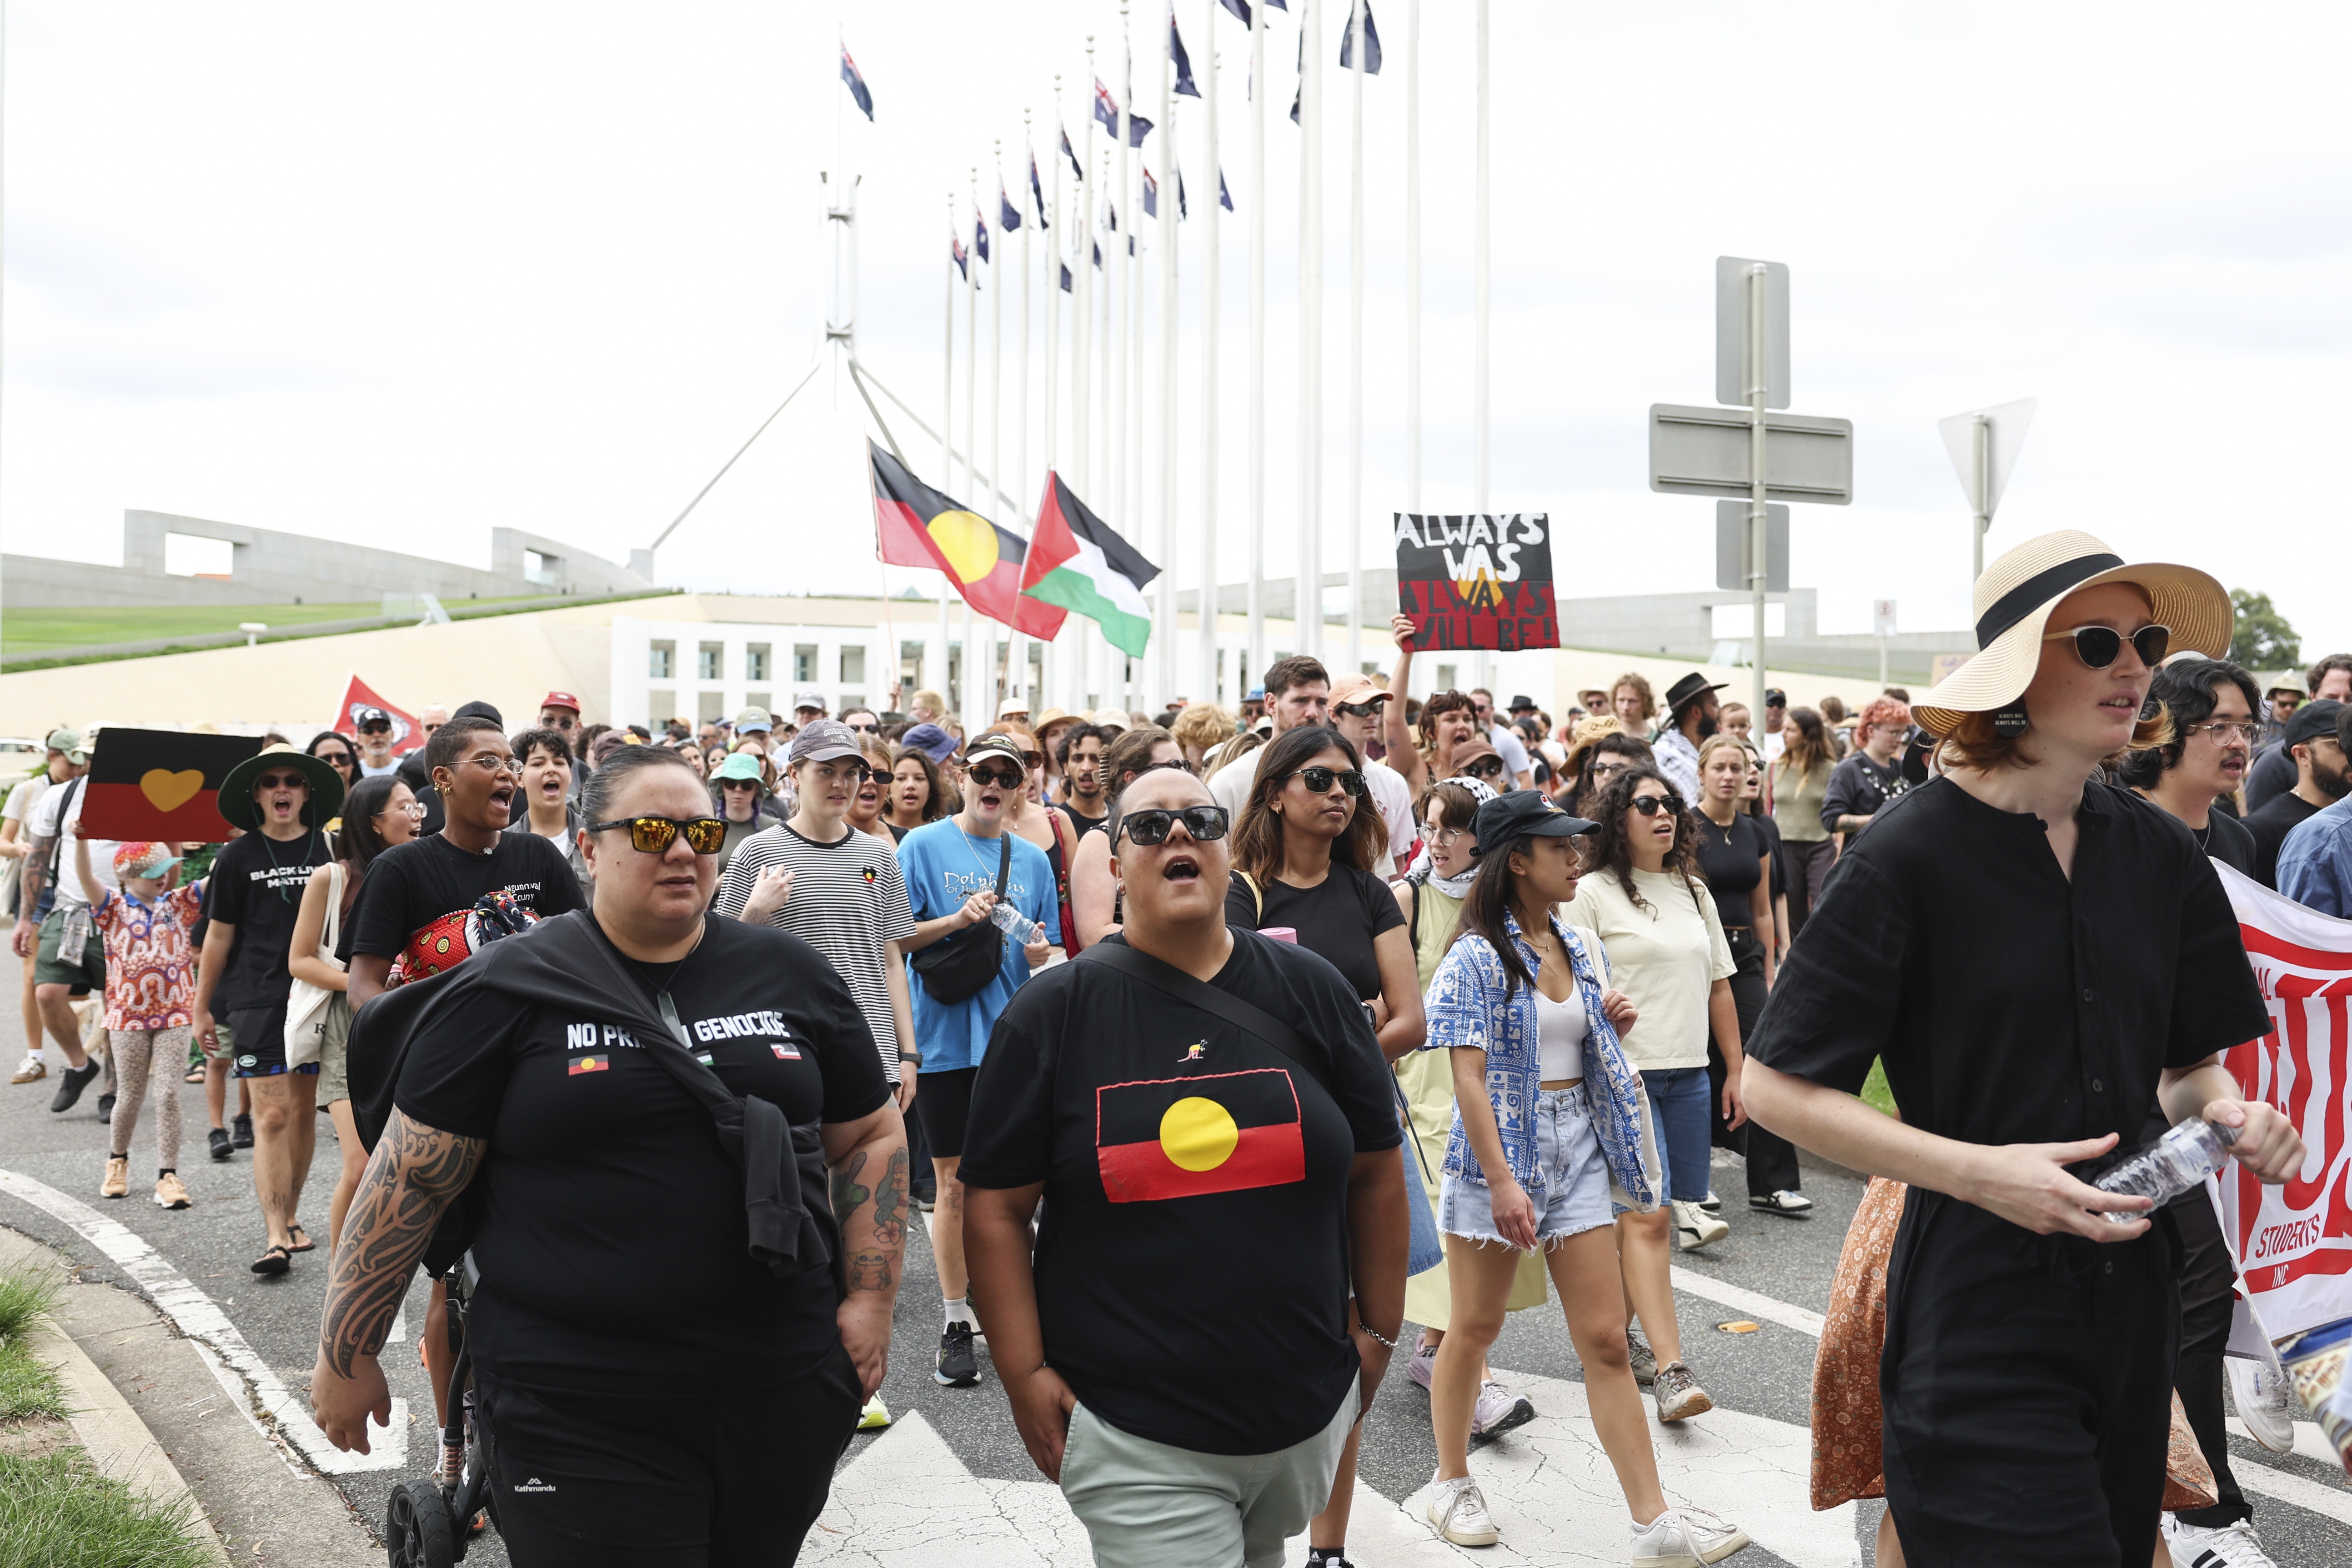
2;596;542;657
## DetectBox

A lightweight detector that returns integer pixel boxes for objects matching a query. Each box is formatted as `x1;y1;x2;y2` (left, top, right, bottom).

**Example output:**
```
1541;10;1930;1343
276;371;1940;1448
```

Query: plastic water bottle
2093;1118;2238;1222
988;903;1043;946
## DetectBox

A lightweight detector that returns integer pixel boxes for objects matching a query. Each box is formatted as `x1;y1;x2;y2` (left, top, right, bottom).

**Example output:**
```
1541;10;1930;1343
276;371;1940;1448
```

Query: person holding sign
1382;616;1487;797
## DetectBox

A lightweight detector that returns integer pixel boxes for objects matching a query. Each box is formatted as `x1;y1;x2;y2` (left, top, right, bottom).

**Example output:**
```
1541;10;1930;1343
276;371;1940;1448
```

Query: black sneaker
97;1093;116;1125
231;1112;254;1150
934;1322;980;1387
209;1127;234;1162
49;1061;100;1113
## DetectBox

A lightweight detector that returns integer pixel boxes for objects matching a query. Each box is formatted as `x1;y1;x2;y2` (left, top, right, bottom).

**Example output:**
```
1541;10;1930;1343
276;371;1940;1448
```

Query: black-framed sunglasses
1461;757;1506;780
844;719;879;734
254;771;308;792
358;721;392;735
1118;805;1231;846
2043;622;2170;670
1284;765;1367;797
1630;793;1685;817
968;764;1026;790
586;815;728;854
1135;756;1197;778
1333;699;1384;719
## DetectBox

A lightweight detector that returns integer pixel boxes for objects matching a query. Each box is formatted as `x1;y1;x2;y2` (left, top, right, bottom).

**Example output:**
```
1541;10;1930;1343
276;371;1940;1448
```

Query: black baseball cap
355;706;392;730
1469;791;1597;856
1764;688;1787;708
2284;699;2343;751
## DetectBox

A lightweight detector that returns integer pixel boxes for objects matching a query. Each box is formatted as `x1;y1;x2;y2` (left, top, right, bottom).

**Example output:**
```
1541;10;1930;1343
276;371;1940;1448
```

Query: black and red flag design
870;441;1067;639
80;728;263;844
1095;1068;1305;1203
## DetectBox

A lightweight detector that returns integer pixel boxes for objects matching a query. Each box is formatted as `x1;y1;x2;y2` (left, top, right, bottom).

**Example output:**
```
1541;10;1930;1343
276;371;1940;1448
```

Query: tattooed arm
309;1110;485;1453
821;1100;909;1398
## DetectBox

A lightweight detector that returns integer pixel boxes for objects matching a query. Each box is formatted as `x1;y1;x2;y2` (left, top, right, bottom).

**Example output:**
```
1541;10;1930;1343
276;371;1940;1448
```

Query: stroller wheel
386;1479;458;1568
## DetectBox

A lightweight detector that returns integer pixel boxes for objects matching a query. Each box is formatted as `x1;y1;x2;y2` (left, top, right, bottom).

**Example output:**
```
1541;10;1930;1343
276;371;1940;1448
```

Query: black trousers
1707;929;1800;1197
2170;1187;2251;1527
476;1346;863;1568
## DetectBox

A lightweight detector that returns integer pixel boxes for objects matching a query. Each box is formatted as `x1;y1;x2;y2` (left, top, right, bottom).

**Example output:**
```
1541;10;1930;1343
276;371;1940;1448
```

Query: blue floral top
1422;909;1659;1210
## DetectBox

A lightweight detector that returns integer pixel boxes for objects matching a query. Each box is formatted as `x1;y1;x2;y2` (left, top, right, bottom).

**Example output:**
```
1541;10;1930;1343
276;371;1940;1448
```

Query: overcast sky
5;2;2348;655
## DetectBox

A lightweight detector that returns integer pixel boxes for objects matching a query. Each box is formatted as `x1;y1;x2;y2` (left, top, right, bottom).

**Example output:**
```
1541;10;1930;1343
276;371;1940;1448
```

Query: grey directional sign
1648;404;1853;505
1717;257;1790;409
1715;501;1788;594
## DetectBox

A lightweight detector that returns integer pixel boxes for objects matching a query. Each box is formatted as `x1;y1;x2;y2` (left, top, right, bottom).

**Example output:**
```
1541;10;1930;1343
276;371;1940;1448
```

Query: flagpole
1158;9;1179;712
1346;0;1364;681
1473;0;1491;696
939;190;956;704
1405;0;1420;526
1013;120;1033;707
1112;1;1133;719
1299;0;1322;671
1200;0;1221;709
1097;144;1115;711
1247;0;1266;693
964;167;982;737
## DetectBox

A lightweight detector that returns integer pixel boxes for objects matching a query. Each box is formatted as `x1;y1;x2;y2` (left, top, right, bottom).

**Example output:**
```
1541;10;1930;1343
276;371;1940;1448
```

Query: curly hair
1580;763;1704;917
1572;731;1655;820
1099;724;1179;803
2115;658;2260;790
1610;672;1658;724
1415;688;1479;765
1169;703;1235;756
1229;725;1387;885
1854;697;1913;747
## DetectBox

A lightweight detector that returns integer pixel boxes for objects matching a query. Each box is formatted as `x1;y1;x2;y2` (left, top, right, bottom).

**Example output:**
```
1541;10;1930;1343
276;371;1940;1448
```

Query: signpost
1938;397;2037;584
1650;257;1854;722
1873;598;1897;687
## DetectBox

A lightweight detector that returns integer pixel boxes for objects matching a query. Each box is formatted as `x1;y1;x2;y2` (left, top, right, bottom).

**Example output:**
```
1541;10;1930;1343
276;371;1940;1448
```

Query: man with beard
1054;723;1112;838
1651;673;1727;805
2245;699;2346;889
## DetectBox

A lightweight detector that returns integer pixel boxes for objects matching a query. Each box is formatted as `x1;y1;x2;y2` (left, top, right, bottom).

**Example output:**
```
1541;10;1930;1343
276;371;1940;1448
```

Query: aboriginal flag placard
1095;1068;1305;1203
80;728;263;844
1394;513;1560;652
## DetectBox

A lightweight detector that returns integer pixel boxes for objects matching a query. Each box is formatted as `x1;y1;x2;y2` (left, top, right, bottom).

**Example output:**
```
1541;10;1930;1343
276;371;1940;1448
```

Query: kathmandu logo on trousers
1094;1069;1304;1202
513;1476;557;1493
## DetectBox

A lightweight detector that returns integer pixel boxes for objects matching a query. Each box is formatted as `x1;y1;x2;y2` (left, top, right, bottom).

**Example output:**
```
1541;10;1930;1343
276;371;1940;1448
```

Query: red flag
869;441;1066;639
332;676;426;755
80;728;262;844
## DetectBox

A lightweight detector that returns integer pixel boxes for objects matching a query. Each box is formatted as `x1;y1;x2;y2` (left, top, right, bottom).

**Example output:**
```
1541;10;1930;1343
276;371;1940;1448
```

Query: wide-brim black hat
1665;672;1729;713
218;742;345;831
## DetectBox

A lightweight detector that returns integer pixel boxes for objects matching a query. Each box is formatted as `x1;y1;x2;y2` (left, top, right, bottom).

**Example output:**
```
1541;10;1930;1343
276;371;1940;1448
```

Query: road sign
1716;257;1789;409
1939;396;2037;581
1715;501;1788;593
1873;599;1897;636
1649;405;1854;504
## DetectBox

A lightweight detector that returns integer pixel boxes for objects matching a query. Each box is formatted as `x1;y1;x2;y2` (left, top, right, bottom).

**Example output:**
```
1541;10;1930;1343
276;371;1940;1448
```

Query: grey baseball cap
787;718;864;766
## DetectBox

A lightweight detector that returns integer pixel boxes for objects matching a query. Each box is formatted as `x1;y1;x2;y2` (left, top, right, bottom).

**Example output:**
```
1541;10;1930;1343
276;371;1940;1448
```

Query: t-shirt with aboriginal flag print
958;929;1400;1455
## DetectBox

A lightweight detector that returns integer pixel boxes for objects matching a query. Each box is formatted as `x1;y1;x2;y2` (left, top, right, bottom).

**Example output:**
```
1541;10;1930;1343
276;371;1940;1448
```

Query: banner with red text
1394;513;1559;652
2215;863;2352;1344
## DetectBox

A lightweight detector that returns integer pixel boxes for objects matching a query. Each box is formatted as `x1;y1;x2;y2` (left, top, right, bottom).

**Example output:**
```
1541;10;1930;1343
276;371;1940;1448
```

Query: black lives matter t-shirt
394;917;891;1397
958;930;1401;1455
344;832;582;965
208;831;332;1012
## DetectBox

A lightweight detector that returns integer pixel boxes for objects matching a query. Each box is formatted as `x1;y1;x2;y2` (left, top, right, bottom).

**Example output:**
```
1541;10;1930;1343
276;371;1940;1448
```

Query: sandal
250;1244;292;1276
184;1067;206;1084
286;1224;315;1253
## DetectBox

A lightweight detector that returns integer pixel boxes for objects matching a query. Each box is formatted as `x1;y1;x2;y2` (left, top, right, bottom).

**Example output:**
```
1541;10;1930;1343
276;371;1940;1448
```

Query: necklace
953;818;1003;880
2191;821;2211;849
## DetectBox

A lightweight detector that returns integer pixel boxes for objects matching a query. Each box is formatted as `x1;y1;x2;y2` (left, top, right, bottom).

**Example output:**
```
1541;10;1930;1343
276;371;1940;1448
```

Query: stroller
383;1252;496;1567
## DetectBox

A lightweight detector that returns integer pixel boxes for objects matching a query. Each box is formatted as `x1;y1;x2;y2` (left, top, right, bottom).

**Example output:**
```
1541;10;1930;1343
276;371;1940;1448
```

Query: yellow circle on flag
927;510;1000;583
1159;1096;1240;1172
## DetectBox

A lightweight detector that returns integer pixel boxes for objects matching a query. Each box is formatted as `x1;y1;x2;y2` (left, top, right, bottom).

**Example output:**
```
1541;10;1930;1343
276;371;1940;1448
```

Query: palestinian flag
1021;471;1160;656
1095;1069;1305;1203
80;728;262;844
870;442;1066;638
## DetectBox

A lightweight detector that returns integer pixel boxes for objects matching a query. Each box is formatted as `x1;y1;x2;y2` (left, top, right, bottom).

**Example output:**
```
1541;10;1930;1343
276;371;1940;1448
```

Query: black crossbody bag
910;833;1009;1005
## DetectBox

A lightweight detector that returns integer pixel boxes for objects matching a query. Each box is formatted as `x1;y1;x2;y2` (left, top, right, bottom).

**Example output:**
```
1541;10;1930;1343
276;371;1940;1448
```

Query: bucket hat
218;742;345;831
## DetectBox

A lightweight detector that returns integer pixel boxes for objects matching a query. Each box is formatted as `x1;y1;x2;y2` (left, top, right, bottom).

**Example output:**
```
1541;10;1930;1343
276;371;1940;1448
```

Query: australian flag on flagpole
839;44;874;119
974;210;989;264
1142;168;1158;218
1219;0;1251;23
1030;152;1049;228
1340;0;1382;73
1000;182;1022;231
951;234;968;280
1171;13;1199;97
1094;79;1121;136
1061;259;1074;292
1062;123;1084;180
1219;167;1234;210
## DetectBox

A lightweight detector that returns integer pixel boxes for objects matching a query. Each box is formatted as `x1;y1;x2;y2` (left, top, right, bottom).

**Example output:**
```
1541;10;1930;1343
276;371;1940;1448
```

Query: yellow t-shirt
1564;867;1738;1071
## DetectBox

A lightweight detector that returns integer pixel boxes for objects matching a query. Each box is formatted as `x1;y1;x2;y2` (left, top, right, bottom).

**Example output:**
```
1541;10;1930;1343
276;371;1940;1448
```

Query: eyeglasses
1588;759;1629;778
2043;622;2170;670
968;764;1025;790
1283;766;1367;797
1333;700;1384;719
2181;721;2263;744
255;772;307;791
463;754;525;776
1425;826;1464;847
1630;793;1685;817
1118;805;1230;846
1461;757;1505;780
585;815;727;854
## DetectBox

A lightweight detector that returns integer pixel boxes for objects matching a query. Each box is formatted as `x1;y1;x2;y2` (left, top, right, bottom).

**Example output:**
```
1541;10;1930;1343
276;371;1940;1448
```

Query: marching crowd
1;529;2345;1567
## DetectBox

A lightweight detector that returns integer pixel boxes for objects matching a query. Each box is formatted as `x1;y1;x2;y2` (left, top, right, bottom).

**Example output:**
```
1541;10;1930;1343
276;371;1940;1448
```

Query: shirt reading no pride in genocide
394;917;890;1396
713;822;918;1083
209;831;331;1012
958;930;1401;1455
344;831;583;968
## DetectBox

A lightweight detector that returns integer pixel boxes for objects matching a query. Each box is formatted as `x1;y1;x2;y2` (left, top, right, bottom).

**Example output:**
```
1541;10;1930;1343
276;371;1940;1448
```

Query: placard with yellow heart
82;728;264;843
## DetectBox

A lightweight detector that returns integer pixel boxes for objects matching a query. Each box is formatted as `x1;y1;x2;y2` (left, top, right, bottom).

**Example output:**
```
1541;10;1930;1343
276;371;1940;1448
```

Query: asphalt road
3;1013;2348;1567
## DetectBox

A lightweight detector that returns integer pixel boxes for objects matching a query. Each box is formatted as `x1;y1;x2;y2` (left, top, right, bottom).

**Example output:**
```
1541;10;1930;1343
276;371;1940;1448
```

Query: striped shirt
713;822;918;1082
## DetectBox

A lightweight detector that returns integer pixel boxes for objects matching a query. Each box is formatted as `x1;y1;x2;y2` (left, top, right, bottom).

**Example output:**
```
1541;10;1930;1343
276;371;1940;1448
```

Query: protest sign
80;728;263;843
1394;513;1559;651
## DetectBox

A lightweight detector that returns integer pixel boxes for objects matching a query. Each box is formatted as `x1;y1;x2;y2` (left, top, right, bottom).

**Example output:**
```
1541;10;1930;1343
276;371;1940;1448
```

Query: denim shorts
1438;1083;1614;1250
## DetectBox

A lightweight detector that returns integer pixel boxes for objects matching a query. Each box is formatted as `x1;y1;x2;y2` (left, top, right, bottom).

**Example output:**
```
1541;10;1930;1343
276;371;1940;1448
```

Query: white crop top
1534;984;1588;1082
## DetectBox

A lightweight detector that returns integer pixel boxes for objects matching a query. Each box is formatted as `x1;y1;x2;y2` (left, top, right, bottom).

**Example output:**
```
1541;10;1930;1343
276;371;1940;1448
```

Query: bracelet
1360;1321;1402;1350
898;1053;921;1064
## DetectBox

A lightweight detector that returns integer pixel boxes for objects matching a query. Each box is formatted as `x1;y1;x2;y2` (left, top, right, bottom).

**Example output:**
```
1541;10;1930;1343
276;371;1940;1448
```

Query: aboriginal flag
870;442;1066;638
80;728;262;844
1096;1069;1305;1202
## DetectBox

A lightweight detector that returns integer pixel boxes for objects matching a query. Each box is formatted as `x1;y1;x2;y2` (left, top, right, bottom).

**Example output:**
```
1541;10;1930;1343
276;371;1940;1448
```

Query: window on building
649;641;675;681
523;549;559;587
164;533;234;579
794;645;818;684
746;645;769;684
698;642;723;681
839;646;866;685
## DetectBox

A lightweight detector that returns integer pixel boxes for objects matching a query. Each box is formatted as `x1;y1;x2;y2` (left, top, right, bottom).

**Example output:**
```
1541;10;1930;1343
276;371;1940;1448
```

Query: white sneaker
1630;1505;1750;1566
2162;1515;2278;1568
2227;1357;2297;1454
1673;1199;1730;1251
1426;1473;1499;1547
9;1054;45;1085
1471;1379;1536;1437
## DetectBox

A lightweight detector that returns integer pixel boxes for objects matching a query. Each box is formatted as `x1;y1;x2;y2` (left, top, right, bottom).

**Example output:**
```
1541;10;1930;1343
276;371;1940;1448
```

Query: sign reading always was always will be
1393;514;1560;652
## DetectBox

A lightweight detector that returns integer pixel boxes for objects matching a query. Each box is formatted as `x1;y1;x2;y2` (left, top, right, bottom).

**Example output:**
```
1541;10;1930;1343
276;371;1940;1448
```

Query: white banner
2215;863;2352;1343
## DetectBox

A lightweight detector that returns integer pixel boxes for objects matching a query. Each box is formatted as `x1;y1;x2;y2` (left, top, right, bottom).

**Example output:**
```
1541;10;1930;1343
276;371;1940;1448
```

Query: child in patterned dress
75;839;205;1208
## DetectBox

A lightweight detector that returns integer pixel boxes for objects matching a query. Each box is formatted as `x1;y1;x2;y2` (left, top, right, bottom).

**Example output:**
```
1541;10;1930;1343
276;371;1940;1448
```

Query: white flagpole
1473;0;1490;696
1098;144;1116;710
939;190;956;704
1043;92;1062;711
1405;0;1419;521
1247;0;1266;691
1346;0;1364;680
1200;0;1221;709
1113;2;1133;718
1076;44;1099;714
1158;8;1179;712
1299;0;1322;669
1012;120;1032;706
964;168;981;736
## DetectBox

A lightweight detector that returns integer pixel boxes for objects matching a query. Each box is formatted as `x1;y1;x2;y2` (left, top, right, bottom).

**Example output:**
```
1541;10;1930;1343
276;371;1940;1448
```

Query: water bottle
2093;1118;2238;1222
988;903;1042;946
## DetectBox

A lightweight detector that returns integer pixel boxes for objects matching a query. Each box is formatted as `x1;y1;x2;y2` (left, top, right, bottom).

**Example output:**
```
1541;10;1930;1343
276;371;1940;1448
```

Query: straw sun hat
1913;530;2232;740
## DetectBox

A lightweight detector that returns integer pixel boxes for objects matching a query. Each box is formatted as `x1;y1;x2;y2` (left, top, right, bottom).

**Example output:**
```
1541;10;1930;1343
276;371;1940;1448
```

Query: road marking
1670;1265;1826;1338
0;1166;407;1476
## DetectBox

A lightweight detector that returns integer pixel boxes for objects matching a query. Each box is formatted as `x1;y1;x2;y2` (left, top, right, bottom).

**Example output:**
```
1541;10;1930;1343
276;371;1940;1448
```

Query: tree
2230;588;2301;671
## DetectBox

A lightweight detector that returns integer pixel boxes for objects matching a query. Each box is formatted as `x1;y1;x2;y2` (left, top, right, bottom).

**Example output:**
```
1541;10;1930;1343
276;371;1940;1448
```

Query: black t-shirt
1692;812;1771;931
394;916;890;1397
958;931;1401;1454
208;829;333;1012
2245;792;2322;890
1058;802;1108;840
1225;863;1405;1002
1820;751;1907;836
2244;743;2297;814
2198;808;2257;878
345;832;583;965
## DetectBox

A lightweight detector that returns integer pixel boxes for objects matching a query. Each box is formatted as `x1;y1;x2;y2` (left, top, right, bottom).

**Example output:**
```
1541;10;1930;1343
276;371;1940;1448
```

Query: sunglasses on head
2043;622;2170;670
968;763;1025;790
1630;793;1685;817
587;815;727;854
1284;765;1366;797
1461;757;1505;780
1118;805;1230;846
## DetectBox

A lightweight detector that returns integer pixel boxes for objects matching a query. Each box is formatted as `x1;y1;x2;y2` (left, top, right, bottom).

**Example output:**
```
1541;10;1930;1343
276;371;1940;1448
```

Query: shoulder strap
322;862;347;956
44;776;83;884
1235;869;1264;922
1078;939;1332;1097
994;832;1011;897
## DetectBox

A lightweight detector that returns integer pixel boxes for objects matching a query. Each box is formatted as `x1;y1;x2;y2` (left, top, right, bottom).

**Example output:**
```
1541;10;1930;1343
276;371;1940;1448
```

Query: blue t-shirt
895;818;1064;1072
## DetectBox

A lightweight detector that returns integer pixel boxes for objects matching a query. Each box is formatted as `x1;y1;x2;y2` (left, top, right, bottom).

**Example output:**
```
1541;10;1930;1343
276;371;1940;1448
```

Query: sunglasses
968;764;1026;790
1630;793;1685;817
1588;759;1629;777
2043;623;2170;670
543;714;578;730
1118;805;1231;846
1135;757;1197;778
1283;765;1367;797
358;722;392;735
1333;700;1384;719
720;777;762;791
1461;757;1505;780
586;815;727;854
845;719;879;733
255;772;307;792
